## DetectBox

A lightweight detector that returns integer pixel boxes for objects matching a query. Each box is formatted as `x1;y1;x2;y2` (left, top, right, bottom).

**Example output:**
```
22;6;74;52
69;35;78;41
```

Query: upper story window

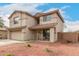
43;15;52;22
13;16;20;24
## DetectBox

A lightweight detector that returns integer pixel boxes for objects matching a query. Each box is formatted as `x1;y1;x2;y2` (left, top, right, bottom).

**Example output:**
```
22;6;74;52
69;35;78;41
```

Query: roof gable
8;10;33;19
8;10;64;23
29;23;58;30
35;10;64;23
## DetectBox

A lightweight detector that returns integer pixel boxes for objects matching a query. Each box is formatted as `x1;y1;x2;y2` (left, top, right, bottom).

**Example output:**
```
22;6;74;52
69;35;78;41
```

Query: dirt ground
0;42;79;56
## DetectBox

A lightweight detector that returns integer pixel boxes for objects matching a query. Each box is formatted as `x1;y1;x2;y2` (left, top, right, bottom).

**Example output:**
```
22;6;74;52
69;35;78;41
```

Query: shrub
45;48;53;52
3;53;14;56
27;44;31;47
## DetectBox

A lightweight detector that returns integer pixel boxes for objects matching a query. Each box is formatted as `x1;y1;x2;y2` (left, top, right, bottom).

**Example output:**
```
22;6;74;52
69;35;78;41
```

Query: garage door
11;31;22;40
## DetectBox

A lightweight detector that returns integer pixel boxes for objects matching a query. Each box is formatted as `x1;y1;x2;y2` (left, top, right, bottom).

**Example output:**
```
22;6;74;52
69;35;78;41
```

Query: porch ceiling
29;23;58;30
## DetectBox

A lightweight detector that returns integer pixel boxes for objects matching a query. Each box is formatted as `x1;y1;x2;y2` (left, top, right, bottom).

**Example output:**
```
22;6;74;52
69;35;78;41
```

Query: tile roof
8;9;64;23
29;23;58;30
35;9;64;23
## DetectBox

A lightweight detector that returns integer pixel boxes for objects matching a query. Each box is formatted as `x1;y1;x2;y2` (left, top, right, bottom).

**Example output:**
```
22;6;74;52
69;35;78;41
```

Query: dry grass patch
3;53;15;56
45;48;53;53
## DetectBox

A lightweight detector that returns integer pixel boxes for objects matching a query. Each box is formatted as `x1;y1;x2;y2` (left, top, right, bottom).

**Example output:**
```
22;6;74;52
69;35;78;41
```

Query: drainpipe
20;11;22;27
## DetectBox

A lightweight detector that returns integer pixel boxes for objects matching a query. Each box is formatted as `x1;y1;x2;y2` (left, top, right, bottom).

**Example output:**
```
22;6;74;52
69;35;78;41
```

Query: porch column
7;30;11;40
50;28;55;42
21;32;25;41
22;28;26;41
36;31;38;40
40;30;43;40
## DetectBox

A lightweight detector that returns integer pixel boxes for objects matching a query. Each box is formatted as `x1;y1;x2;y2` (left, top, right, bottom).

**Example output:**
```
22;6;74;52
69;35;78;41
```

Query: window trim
43;15;52;22
13;16;20;24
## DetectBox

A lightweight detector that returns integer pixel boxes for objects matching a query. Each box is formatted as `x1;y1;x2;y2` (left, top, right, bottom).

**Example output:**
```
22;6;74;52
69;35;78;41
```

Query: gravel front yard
0;42;79;56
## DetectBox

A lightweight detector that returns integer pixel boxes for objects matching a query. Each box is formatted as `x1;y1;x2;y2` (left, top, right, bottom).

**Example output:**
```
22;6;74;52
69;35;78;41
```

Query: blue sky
37;3;79;21
0;3;79;21
0;3;10;6
0;3;79;31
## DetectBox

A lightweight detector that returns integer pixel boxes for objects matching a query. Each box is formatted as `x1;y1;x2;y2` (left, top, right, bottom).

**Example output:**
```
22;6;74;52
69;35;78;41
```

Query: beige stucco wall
39;13;63;25
40;13;64;42
54;14;64;41
26;16;37;40
9;12;37;27
9;12;21;27
50;28;55;42
21;13;37;40
9;11;64;42
9;12;37;40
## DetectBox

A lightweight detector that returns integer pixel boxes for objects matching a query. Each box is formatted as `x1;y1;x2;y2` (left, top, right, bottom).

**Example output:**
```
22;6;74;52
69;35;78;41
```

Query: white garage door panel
11;31;22;40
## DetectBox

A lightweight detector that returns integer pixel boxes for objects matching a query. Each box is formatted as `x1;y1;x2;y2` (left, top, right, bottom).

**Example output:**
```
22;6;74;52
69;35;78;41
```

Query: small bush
3;53;14;56
27;44;31;47
45;48;53;52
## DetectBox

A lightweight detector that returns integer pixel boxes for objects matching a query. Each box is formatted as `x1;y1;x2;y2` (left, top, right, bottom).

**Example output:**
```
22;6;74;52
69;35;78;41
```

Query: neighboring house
0;27;7;39
7;10;64;42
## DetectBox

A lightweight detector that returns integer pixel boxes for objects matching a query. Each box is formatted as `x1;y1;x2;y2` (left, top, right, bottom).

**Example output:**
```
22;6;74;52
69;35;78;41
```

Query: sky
0;3;79;32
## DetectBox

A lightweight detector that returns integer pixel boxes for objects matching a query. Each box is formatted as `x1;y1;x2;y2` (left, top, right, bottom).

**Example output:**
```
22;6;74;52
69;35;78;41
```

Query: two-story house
8;10;64;42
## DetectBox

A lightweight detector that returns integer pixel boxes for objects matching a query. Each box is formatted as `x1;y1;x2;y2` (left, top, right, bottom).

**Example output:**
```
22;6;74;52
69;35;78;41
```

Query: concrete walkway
0;39;23;46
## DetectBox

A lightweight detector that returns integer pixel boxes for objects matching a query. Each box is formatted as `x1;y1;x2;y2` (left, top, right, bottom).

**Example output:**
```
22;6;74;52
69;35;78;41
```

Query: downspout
20;11;22;27
54;27;57;41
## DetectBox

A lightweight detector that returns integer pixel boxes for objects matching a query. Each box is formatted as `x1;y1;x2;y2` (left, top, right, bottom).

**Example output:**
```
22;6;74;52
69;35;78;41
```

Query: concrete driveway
0;39;23;46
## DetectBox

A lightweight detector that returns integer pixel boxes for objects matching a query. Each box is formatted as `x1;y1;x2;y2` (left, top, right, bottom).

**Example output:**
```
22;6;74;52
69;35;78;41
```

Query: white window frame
43;15;52;22
13;16;20;24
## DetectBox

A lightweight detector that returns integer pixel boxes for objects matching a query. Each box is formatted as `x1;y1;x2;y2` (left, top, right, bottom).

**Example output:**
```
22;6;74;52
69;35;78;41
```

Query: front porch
29;23;57;42
35;29;50;41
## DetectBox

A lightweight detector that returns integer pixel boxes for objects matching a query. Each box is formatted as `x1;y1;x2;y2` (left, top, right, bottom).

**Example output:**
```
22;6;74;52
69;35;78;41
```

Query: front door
43;29;50;41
